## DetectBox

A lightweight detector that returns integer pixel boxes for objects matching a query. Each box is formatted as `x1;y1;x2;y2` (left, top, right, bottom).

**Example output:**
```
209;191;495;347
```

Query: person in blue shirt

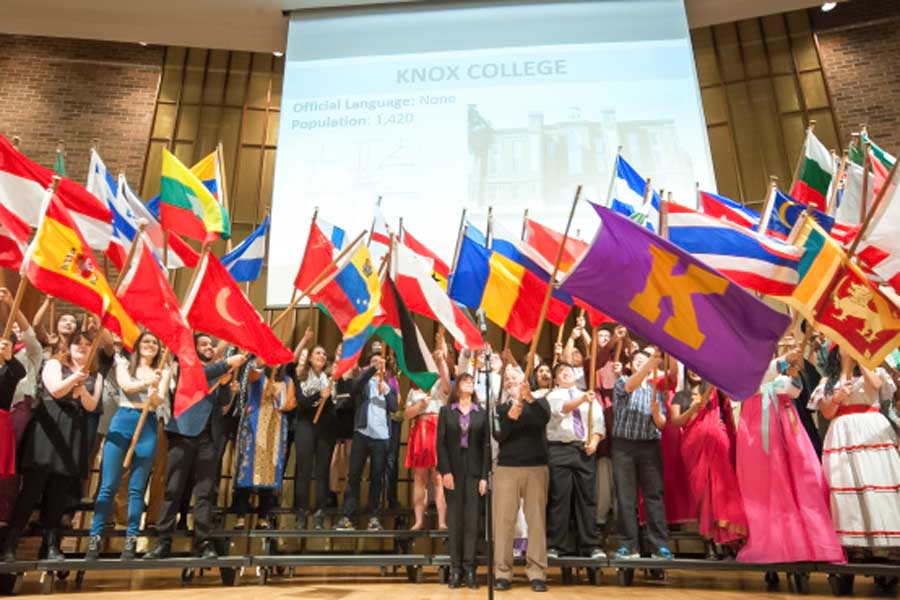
335;352;398;531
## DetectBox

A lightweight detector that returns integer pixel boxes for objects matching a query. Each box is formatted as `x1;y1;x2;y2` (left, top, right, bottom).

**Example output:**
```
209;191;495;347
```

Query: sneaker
120;536;137;561
590;548;607;560
85;535;101;561
546;547;560;560
652;546;674;560
613;546;640;560
312;509;326;531
367;517;383;531
334;517;355;531
198;541;218;560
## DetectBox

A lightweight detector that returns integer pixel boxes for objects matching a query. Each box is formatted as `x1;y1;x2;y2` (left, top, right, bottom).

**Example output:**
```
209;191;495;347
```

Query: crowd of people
0;296;899;594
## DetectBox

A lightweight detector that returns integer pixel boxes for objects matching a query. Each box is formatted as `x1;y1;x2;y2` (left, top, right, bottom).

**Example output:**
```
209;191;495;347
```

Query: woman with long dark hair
437;372;488;589
87;331;169;559
813;345;900;556
670;372;746;559
1;328;102;561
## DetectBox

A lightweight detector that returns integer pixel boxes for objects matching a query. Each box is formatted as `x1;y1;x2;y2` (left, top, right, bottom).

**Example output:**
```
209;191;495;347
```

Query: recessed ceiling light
821;2;837;11
273;51;284;57
138;41;148;46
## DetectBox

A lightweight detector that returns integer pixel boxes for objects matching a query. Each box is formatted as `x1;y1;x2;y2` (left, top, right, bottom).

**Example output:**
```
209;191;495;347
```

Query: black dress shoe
198;541;218;560
494;578;511;591
448;571;462;588
143;542;171;560
466;570;478;589
1;548;15;563
530;579;548;592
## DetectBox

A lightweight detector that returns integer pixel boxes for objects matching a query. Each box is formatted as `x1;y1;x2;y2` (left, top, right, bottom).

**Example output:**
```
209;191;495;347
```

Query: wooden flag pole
49;298;56;335
587;323;598;440
604;147;623;207
270;230;367;330
123;349;170;468
758;176;779;237
859;138;871;224
11;136;21;150
524;185;581;381
2;280;29;340
826;151;849;216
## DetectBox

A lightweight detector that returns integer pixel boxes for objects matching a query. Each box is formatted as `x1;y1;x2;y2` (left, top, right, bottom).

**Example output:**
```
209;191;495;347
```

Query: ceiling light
821;2;837;11
138;41;148;46
273;51;284;57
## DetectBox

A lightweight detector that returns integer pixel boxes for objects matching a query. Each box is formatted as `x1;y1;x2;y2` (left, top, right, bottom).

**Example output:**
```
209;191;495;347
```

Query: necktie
569;389;585;440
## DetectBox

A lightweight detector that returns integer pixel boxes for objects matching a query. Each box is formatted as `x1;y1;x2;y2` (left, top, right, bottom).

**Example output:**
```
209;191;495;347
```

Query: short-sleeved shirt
612;376;666;441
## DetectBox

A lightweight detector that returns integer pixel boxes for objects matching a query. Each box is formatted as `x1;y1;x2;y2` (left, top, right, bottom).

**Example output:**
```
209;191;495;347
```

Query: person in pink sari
736;353;845;564
671;372;747;559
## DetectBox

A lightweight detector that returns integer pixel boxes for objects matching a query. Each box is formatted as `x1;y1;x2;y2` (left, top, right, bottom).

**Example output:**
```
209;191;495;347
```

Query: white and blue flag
610;155;659;232
221;215;269;282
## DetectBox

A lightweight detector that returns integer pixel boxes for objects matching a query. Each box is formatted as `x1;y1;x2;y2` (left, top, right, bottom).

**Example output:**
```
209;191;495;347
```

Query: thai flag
666;201;803;297
221;215;269;282
610;156;659;232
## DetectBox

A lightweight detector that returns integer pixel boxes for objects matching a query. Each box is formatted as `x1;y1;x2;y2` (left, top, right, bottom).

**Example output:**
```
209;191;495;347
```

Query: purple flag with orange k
561;205;790;400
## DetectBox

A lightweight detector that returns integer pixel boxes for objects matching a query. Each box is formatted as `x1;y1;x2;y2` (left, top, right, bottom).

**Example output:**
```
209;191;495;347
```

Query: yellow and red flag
23;192;140;349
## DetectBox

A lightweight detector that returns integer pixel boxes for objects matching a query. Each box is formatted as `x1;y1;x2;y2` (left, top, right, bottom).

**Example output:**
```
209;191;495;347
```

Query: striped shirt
612;376;666;441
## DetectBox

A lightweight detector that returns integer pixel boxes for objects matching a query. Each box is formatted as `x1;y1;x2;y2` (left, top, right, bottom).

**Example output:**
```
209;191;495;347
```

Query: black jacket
494;397;551;467
352;366;398;433
437;404;489;480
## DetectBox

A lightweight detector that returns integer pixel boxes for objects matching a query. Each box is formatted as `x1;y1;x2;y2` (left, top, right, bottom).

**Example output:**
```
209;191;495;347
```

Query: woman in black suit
437;373;489;589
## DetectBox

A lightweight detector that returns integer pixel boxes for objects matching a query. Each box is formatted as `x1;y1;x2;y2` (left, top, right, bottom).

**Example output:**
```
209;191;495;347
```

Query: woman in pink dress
671;373;747;559
736;353;844;563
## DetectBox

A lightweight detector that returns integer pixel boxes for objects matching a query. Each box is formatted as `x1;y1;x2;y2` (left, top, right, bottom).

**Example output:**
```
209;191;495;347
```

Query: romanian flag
314;240;381;377
190;149;222;201
449;228;545;343
23;193;140;348
159;148;230;243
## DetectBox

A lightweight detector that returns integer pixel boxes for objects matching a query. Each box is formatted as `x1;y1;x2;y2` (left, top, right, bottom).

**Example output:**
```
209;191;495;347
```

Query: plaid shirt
612;376;666;441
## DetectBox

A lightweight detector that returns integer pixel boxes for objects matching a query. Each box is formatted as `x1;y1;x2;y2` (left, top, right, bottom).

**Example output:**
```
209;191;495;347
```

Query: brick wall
0;34;163;187
813;0;900;151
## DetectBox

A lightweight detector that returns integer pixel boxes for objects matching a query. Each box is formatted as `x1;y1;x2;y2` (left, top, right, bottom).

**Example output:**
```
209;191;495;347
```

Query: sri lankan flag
784;215;900;369
23;193;140;349
160;148;230;243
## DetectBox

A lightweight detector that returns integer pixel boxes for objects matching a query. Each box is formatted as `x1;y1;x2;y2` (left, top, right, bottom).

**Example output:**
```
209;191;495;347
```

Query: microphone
476;308;487;335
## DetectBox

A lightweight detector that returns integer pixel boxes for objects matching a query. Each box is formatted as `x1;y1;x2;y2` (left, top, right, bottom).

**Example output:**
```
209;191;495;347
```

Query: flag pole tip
136;218;149;230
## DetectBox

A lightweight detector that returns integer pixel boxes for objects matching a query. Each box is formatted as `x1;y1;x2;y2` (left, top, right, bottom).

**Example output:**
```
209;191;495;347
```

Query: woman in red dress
671;372;747;558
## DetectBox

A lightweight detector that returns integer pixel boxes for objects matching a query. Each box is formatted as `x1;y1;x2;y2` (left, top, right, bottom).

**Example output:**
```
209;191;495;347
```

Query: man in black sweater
145;334;246;560
492;368;551;592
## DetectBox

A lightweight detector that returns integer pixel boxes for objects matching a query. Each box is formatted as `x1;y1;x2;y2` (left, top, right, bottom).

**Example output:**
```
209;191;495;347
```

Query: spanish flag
23;193;140;349
159;148;230;243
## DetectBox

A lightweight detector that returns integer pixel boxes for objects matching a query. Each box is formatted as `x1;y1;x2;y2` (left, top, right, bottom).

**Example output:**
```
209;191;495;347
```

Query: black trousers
445;451;481;573
612;438;668;552
157;429;218;545
1;469;76;551
232;488;278;517
343;431;388;517
547;443;600;555
384;418;402;507
293;418;336;512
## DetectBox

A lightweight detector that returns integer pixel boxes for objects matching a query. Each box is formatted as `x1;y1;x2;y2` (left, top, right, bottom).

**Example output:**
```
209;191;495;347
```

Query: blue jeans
90;410;156;536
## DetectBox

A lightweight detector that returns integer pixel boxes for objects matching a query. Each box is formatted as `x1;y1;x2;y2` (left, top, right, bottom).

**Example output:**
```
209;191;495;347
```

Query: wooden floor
8;566;855;599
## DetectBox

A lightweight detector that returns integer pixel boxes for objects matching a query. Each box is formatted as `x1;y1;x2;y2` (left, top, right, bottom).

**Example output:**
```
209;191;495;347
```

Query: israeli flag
86;150;134;253
221;215;269;282
610;155;659;232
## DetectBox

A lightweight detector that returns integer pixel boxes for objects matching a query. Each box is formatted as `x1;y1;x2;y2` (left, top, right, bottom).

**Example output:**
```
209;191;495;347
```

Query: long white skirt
823;411;900;547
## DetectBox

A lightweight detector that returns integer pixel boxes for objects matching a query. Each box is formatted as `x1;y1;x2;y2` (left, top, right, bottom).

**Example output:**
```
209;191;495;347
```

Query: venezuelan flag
159;148;230;242
23;194;140;349
314;240;382;377
190;150;220;201
449;231;546;343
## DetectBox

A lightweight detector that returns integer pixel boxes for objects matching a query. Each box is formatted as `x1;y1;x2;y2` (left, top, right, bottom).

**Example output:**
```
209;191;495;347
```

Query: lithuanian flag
160;148;230;242
23;193;140;349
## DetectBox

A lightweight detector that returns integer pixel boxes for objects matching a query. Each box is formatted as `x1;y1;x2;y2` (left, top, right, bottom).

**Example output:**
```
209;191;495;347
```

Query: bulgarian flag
790;128;834;211
159;148;230;243
376;276;439;391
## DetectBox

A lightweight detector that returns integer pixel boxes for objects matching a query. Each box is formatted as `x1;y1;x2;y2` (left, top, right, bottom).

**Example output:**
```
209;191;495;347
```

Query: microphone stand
479;311;495;600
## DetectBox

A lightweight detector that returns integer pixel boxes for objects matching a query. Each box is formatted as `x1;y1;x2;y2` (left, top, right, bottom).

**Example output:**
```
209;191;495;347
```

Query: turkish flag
185;253;293;365
117;235;208;417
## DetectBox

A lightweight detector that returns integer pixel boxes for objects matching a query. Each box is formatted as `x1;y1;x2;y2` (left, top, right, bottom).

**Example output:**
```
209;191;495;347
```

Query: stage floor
10;566;850;599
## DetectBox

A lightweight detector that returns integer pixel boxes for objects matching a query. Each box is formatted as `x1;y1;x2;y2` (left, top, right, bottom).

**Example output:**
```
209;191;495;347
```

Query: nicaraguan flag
610;155;659;232
221;215;269;282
